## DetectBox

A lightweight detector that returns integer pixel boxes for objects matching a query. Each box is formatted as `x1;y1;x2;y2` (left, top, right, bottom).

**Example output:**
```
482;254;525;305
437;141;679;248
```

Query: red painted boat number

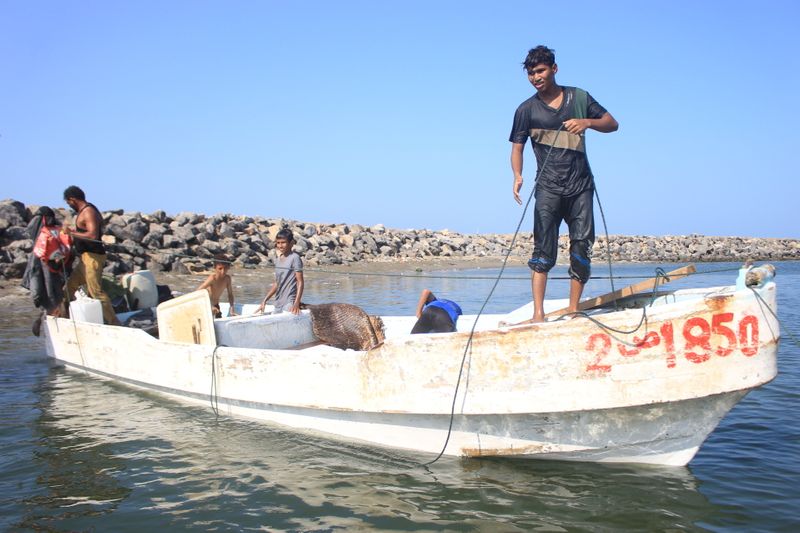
585;313;760;373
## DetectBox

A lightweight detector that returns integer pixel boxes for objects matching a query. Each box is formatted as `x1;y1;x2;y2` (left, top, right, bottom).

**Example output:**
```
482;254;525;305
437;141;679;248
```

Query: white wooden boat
43;264;779;466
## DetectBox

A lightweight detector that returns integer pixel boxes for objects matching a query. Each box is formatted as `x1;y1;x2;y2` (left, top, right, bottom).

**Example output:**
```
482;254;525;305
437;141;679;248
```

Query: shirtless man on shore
197;255;237;318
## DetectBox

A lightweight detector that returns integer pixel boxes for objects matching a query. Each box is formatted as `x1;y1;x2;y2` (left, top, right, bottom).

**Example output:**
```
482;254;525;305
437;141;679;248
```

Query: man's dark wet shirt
509;86;608;197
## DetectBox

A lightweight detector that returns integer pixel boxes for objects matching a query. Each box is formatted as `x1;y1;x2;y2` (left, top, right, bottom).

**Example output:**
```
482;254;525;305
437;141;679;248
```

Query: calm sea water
1;261;798;532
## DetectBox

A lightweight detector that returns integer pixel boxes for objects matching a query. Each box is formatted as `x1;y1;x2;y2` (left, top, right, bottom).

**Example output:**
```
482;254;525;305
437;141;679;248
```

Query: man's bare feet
507;316;546;326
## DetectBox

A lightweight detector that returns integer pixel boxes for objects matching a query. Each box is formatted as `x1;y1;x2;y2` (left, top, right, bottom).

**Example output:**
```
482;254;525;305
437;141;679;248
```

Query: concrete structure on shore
1;198;798;279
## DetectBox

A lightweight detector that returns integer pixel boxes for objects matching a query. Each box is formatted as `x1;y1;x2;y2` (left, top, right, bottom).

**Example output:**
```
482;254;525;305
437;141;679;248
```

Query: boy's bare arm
226;276;237;315
197;273;215;291
291;272;304;315
415;289;434;318
256;282;278;313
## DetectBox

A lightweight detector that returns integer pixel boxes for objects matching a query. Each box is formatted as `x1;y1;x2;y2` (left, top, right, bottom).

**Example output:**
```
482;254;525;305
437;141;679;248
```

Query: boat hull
43;278;779;466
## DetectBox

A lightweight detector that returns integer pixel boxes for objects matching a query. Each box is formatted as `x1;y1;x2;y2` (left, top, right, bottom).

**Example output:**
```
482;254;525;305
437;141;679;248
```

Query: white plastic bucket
122;270;158;310
70;298;103;324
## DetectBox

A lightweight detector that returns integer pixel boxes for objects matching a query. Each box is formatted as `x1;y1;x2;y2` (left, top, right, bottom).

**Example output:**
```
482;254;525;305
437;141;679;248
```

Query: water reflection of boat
43;264;779;466
32;369;716;531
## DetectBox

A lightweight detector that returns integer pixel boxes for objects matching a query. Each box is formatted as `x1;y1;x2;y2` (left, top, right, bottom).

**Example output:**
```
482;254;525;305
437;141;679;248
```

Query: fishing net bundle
302;303;385;351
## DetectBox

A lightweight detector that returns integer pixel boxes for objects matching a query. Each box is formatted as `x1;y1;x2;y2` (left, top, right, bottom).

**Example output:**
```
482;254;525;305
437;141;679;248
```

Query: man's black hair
276;228;294;241
63;185;86;201
523;45;556;70
213;253;231;266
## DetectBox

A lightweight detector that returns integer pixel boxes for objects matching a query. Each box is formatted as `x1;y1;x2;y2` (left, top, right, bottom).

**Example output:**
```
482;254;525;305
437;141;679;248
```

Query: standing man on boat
509;45;618;323
62;185;120;325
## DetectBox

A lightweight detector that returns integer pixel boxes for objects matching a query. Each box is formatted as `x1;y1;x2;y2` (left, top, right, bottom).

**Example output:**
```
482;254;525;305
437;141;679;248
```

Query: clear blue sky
2;1;798;238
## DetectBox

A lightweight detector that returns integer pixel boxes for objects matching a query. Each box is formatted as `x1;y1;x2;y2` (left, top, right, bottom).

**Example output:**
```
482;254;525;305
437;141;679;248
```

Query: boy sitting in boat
256;228;304;315
411;289;462;333
196;254;237;318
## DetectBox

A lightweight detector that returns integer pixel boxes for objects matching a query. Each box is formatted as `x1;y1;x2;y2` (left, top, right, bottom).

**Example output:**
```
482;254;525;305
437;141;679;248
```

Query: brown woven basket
303;303;385;351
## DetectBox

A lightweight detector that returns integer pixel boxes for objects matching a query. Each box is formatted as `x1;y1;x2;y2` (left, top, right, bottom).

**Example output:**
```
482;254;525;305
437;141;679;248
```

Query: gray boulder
0;200;27;227
173;226;197;244
110;219;149;242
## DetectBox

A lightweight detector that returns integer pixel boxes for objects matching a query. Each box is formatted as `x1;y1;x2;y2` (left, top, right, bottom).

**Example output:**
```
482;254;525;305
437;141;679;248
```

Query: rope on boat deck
547;268;672;347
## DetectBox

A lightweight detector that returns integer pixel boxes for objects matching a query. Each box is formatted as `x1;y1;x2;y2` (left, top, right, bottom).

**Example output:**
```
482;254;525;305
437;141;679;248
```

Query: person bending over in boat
411;289;462;334
197;254;237;318
509;45;618;323
256;228;304;315
61;185;121;325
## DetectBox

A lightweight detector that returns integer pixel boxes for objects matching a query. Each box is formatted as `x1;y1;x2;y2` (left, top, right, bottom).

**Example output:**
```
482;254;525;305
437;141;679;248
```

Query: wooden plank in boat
545;264;697;318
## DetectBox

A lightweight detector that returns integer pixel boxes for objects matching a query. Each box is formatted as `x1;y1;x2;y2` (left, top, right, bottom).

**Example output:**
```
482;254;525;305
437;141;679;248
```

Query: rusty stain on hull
461;443;565;457
706;294;734;313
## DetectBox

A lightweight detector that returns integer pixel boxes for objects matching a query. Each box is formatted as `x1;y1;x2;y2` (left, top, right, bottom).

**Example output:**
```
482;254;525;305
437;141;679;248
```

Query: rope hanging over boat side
750;288;796;348
66;250;89;371
423;126;568;466
210;344;225;418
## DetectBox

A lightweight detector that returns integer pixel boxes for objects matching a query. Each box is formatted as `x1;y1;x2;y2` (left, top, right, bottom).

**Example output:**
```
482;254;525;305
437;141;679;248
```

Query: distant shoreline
1;198;798;280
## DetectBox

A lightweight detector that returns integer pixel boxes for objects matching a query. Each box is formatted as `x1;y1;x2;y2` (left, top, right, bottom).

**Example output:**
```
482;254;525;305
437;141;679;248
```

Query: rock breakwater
1;199;798;279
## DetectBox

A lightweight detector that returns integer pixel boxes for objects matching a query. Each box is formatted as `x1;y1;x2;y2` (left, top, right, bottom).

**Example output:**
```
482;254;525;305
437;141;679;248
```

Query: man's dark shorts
528;187;595;283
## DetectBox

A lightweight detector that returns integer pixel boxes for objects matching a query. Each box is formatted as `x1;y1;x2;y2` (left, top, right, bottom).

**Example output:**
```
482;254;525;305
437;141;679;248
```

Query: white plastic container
70;298;103;324
122;270;158;310
214;311;317;349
